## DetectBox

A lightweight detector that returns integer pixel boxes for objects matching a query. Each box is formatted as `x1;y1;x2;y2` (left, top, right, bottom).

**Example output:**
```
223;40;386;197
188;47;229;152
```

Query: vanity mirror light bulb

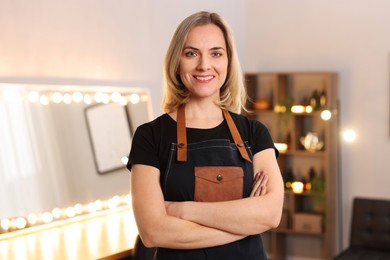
41;212;54;223
94;92;104;103
84;94;92;105
119;96;128;106
63;93;72;104
52;208;62;219
51;92;63;103
40;95;49;105
14;217;27;229
0;218;11;231
74;203;83;214
65;207;76;218
107;196;121;209
28;213;38;225
123;194;132;205
94;200;103;211
111;92;122;103
72;92;83;103
102;93;110;104
129;93;140;104
28;91;40;103
87;202;98;213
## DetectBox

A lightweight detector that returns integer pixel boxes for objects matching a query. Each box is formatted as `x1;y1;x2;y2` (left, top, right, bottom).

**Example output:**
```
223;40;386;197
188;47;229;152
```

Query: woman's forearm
166;193;282;236
139;214;245;249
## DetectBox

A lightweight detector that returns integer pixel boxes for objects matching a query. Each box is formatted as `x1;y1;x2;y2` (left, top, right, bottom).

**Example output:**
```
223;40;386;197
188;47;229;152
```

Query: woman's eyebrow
183;46;226;51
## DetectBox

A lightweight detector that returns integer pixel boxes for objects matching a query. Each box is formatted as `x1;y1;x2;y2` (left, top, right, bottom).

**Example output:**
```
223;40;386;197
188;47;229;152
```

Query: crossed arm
130;148;284;249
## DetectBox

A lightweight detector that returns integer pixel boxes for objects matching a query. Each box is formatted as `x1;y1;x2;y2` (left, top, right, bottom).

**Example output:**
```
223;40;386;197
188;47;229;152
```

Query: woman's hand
250;171;268;197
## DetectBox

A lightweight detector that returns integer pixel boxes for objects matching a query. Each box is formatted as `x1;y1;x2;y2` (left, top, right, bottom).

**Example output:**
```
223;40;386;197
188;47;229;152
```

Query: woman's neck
171;103;224;129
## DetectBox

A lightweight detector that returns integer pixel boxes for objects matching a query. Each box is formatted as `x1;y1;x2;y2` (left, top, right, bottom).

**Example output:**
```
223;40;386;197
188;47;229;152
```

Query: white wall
1;0;390;252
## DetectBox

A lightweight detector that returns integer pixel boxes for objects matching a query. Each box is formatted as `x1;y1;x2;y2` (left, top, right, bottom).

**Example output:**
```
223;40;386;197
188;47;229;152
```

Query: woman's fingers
250;171;268;197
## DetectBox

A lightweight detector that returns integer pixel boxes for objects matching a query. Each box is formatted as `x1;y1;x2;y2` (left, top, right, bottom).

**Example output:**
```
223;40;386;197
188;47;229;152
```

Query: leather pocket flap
194;166;244;183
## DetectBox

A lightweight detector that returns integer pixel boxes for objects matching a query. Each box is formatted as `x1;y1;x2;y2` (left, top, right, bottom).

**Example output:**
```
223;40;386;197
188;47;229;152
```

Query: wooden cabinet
244;72;340;259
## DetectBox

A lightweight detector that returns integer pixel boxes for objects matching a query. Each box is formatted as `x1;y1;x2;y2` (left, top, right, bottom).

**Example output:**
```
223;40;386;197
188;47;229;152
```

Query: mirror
0;83;152;232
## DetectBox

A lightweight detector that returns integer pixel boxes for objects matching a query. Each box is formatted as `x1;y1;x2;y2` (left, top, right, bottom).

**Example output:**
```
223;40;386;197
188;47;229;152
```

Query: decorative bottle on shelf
319;90;327;108
284;168;295;190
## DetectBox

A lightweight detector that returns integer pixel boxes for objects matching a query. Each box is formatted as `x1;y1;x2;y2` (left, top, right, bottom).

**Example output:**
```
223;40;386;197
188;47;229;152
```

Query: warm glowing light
305;106;313;113
28;91;40;103
65;207;76;218
66;208;76;218
94;92;104;103
28;213;38;225
119;96;128;106
1;193;132;233
52;208;62;219
274;143;288;152
63;93;72;104
84;94;92;105
124;194;132;205
291;181;304;194
291;105;305;113
108;196;121;209
94;200;103;211
343;129;356;142
1;218;11;230
102;93;110;104
274;105;286;113
72;92;83;103
87;202;97;213
40;95;49;105
129;94;140;104
74;203;83;215
15;217;27;229
51;92;63;103
42;212;54;223
121;156;129;165
321;110;332;120
111;92;122;103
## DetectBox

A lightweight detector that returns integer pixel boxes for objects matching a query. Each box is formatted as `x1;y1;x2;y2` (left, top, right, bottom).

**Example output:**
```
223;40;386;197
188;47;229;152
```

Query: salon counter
0;206;138;260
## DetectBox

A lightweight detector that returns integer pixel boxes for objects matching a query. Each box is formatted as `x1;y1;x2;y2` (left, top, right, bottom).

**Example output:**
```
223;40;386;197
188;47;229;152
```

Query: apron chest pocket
194;166;244;202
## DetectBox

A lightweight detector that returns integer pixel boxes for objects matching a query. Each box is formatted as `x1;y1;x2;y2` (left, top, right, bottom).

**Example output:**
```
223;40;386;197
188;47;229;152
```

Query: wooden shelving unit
244;72;340;259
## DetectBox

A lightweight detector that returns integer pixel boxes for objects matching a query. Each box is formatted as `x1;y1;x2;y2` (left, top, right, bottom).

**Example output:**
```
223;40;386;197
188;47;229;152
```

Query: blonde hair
162;11;247;114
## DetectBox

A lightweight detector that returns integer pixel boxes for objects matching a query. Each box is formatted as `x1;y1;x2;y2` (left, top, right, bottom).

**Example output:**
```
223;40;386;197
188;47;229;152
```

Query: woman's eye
185;51;197;57
212;52;223;57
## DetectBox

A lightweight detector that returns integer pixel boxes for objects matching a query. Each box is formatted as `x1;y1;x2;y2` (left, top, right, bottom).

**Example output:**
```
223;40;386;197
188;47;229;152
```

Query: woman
128;11;284;260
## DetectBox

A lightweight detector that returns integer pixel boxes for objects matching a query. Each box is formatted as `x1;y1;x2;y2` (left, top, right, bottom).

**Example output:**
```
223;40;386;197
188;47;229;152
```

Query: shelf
245;71;340;259
279;150;326;157
272;228;325;237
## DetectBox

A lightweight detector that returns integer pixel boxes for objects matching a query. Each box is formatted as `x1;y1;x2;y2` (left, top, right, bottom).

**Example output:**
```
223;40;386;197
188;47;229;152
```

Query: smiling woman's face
179;24;228;102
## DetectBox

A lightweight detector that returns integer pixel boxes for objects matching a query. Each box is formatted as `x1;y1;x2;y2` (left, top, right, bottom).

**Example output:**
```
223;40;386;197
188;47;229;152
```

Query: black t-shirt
127;111;278;175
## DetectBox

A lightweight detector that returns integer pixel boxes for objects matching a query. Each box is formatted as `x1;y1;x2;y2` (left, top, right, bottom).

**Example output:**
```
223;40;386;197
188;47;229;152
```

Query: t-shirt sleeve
127;124;160;171
251;120;279;158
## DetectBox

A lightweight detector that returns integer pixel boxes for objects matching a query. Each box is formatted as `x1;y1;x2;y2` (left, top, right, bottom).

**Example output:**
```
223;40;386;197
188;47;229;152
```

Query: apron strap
222;109;252;163
176;105;252;163
177;105;187;162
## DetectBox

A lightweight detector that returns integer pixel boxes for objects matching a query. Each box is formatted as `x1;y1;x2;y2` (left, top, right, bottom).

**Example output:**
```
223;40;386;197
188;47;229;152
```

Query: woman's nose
196;56;211;71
